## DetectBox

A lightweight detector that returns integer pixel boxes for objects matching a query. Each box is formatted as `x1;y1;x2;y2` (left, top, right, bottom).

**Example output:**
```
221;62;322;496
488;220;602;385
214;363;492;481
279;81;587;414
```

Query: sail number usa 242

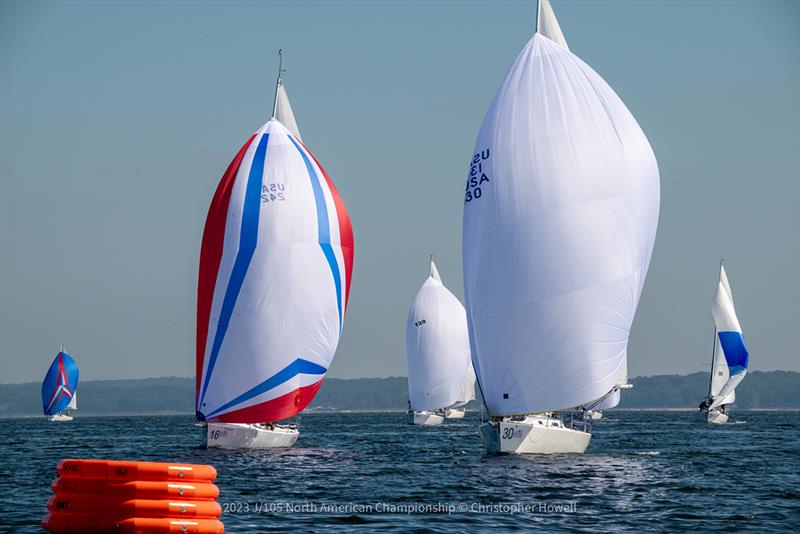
465;149;491;203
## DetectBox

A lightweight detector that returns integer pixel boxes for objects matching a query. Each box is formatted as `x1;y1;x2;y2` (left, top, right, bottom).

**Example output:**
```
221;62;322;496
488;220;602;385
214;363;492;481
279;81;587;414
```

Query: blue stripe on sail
206;358;327;418
199;133;269;408
718;331;749;374
287;135;343;331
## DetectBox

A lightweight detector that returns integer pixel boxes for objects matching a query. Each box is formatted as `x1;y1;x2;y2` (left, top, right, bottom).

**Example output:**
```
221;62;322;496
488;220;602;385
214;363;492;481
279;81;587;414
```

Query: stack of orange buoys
42;459;224;533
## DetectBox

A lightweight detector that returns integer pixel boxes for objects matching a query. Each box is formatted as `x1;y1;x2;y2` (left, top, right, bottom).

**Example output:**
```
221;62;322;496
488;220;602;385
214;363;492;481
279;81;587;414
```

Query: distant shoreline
3;407;799;420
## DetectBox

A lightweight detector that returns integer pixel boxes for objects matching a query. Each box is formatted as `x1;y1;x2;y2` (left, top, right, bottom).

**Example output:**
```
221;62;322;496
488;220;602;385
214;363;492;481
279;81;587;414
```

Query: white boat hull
48;413;73;422
444;408;466;419
480;415;591;454
407;411;444;426
707;409;729;425
207;423;299;449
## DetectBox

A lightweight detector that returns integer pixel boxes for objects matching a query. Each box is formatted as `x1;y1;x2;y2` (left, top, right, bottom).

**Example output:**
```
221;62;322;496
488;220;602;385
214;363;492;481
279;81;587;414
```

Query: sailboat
462;0;660;454
698;262;749;424
405;258;472;426
42;347;79;422
445;359;476;419
196;51;354;448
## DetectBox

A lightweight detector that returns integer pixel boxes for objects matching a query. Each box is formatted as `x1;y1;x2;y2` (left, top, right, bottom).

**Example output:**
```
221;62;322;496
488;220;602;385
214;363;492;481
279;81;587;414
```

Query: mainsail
452;359;477;408
196;83;353;424
462;0;660;417
708;265;748;410
406;259;472;412
42;351;79;415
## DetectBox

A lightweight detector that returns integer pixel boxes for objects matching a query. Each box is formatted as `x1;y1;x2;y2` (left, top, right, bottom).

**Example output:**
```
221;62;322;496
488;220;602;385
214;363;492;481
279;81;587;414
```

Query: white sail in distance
462;0;660;417
406;259;472;412
708;268;749;410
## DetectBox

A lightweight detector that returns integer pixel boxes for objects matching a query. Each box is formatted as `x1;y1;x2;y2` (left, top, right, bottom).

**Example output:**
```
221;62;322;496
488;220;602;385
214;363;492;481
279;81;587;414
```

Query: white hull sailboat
405;258;473;427
699;262;749;425
207;422;299;449
195;52;353;449
42;348;79;423
48;413;74;422
462;0;660;455
407;411;445;426
480;415;591;455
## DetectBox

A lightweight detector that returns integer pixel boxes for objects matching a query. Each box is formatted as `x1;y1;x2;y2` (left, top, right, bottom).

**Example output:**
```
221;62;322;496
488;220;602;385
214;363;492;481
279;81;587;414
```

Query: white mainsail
462;1;660;417
274;82;302;142
406;259;472;412
66;391;77;411
537;0;569;51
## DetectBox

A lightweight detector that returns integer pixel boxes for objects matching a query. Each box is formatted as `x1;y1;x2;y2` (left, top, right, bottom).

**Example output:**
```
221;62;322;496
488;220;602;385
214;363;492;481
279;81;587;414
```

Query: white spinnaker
406;261;472;412
275;83;302;142
462;22;660;415
199;120;347;420
67;391;77;411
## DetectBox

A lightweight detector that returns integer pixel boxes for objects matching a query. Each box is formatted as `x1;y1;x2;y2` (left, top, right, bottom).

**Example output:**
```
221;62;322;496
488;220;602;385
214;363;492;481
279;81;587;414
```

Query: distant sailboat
42;347;79;422
196;51;354;448
462;0;660;454
698;262;749;424
405;258;472;426
445;359;476;419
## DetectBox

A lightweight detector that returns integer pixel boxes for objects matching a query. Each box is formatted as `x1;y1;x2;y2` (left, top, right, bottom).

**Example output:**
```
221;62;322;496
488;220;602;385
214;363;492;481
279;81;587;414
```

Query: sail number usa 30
465;149;491;203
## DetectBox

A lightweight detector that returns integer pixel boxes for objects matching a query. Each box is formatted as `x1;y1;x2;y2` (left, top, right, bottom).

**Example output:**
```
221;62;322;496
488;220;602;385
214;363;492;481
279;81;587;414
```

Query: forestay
462;2;660;417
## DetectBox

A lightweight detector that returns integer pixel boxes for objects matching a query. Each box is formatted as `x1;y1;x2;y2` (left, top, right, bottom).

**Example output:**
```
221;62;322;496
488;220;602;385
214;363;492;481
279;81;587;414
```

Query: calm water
1;411;798;533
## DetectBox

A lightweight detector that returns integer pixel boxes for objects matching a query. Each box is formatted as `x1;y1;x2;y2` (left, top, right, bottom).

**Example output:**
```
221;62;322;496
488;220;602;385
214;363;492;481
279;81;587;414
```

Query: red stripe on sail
301;143;354;313
196;135;256;402
208;380;324;423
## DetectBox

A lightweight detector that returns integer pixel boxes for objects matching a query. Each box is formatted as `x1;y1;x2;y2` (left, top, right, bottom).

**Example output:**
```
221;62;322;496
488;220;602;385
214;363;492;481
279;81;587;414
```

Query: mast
706;259;723;398
271;49;285;119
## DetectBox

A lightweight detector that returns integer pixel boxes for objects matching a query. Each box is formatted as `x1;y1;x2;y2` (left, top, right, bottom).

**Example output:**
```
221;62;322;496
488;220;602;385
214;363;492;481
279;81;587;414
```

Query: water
1;411;798;533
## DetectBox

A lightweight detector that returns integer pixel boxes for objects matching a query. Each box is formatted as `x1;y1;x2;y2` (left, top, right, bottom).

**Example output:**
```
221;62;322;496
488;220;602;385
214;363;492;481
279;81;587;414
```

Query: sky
1;0;798;383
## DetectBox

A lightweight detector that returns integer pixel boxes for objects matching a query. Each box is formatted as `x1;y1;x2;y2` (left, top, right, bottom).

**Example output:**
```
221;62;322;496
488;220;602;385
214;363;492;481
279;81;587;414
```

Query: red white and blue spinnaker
196;102;353;425
42;350;79;416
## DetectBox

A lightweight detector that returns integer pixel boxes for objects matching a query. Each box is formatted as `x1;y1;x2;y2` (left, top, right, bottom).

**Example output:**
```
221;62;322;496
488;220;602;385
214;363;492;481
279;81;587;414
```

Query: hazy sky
1;0;798;383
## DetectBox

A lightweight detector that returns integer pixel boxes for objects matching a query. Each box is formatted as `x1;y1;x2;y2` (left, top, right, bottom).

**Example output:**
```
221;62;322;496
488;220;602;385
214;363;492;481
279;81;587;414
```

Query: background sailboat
405;258;472;426
445;359;476;419
196;52;354;448
462;0;660;454
42;348;79;422
699;263;749;424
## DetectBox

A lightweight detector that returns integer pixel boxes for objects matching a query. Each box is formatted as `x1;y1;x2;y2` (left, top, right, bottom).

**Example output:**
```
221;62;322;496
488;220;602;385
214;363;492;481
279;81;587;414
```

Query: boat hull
407;411;444;426
48;413;73;422
480;415;591;454
206;423;298;449
444;408;466;419
707;409;729;425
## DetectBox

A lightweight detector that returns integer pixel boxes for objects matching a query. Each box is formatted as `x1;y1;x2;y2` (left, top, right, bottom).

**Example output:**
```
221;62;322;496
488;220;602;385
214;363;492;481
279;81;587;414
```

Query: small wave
635;450;661;456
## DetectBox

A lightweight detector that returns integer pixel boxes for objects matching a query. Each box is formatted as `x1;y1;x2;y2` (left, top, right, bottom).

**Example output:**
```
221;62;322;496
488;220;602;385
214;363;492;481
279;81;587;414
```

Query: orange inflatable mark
42;513;225;534
56;459;217;482
51;478;220;501
48;496;221;519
